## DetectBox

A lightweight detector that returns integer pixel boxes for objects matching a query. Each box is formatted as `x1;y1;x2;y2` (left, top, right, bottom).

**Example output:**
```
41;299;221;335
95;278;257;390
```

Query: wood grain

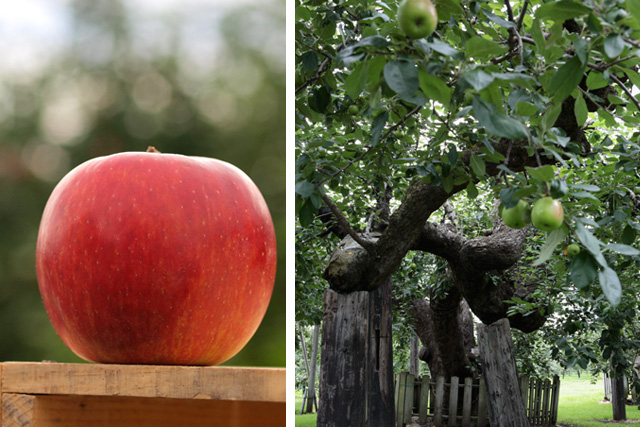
4;393;284;427
1;362;285;402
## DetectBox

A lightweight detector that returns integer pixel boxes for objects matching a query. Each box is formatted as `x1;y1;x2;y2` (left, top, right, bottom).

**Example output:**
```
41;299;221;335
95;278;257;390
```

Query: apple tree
296;0;640;424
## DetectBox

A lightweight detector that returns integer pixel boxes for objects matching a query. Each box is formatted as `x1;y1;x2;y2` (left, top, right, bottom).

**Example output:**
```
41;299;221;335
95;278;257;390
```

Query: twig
318;192;376;254
610;73;640;112
315;105;423;189
516;0;529;31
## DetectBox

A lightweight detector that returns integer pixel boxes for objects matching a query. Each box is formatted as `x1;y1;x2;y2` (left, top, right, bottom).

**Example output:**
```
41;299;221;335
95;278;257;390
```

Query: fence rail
395;373;560;427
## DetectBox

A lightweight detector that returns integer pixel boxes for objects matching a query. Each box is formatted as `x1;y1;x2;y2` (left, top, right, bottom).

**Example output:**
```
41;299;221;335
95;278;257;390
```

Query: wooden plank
477;378;486;427
1;362;284;403
520;376;529;418
404;373;415;424
551;375;560;424
542;378;551;424
461;377;473;427
3;393;283;427
394;374;401;424
534;378;542;425
434;376;445;427
418;375;430;424
396;372;407;425
2;394;35;427
448;376;459;427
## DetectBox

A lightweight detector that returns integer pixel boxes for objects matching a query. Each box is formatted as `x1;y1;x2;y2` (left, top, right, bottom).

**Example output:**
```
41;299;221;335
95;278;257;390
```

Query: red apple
36;148;277;365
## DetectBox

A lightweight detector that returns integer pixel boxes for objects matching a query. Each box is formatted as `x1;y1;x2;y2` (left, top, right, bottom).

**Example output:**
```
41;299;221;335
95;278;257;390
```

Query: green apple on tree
397;0;438;39
348;105;359;115
500;199;531;229
566;243;580;256
531;197;564;232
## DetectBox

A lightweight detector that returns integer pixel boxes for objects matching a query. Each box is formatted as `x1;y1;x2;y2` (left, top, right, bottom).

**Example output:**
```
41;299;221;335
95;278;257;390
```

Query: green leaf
574;92;588;127
469;155;486;177
604;244;640;256
442;174;454;193
533;228;566;266
525;165;555;182
627;0;640;25
499;187;518;208
541;102;563;133
586;71;609;90
573;37;589;65
516;101;539;116
301;51;319;72
310;86;331;113
295;180;316;198
466;180;478;199
548;56;586;103
383;59;419;98
419;72;452;105
531;18;545;52
464;37;508;61
427;40;459;57
435;0;465;20
604;33;626;59
622;224;637;245
345;61;369;100
482;9;516;28
575;222;607;267
463;69;495;91
472;96;528;139
535;1;591;22
570;251;598;289
571;183;601;192
370;111;389;146
599;267;622;306
447;145;458;165
298;199;317;227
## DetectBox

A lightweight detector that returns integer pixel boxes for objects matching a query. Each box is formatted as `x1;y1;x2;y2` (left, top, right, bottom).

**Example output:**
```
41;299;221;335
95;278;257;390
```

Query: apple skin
397;0;438;39
500;199;531;229
566;243;580;256
531;197;564;232
36;150;277;365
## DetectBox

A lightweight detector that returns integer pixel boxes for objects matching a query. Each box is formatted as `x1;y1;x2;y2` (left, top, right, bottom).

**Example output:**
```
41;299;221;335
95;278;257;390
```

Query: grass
557;373;640;426
294;374;640;426
295;390;317;427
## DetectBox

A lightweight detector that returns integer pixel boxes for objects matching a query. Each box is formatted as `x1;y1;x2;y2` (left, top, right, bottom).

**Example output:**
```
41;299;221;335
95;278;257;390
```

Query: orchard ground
294;373;640;426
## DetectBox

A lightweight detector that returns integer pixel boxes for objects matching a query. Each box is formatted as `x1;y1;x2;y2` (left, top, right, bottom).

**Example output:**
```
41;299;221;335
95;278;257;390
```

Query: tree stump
477;318;531;427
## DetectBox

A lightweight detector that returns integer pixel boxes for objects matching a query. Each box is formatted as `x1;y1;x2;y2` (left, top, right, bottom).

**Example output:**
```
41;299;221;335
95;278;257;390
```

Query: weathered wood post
477;318;531;427
317;278;394;426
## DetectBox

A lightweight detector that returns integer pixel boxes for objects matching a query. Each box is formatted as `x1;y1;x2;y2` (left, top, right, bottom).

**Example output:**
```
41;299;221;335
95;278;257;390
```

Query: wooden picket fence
395;372;560;427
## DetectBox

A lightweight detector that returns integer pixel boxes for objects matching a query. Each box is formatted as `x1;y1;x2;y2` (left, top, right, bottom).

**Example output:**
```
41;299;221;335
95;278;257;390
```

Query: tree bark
305;324;320;413
477;318;530;427
612;374;627;421
318;278;394;427
409;334;419;376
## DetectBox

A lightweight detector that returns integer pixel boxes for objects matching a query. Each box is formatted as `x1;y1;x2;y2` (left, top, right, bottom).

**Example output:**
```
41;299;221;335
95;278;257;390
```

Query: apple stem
147;146;161;153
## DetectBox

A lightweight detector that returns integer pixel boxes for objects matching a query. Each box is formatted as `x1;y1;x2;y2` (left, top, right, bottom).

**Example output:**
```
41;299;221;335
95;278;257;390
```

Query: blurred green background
0;0;285;367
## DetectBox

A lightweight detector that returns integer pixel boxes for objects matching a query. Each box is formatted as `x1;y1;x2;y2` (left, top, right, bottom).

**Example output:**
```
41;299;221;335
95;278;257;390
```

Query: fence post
419;375;430;424
448;376;459;427
462;377;473;427
434;376;445;427
542;378;551;424
551;375;560;424
477;378;487;427
404;373;415;425
520;377;529;418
